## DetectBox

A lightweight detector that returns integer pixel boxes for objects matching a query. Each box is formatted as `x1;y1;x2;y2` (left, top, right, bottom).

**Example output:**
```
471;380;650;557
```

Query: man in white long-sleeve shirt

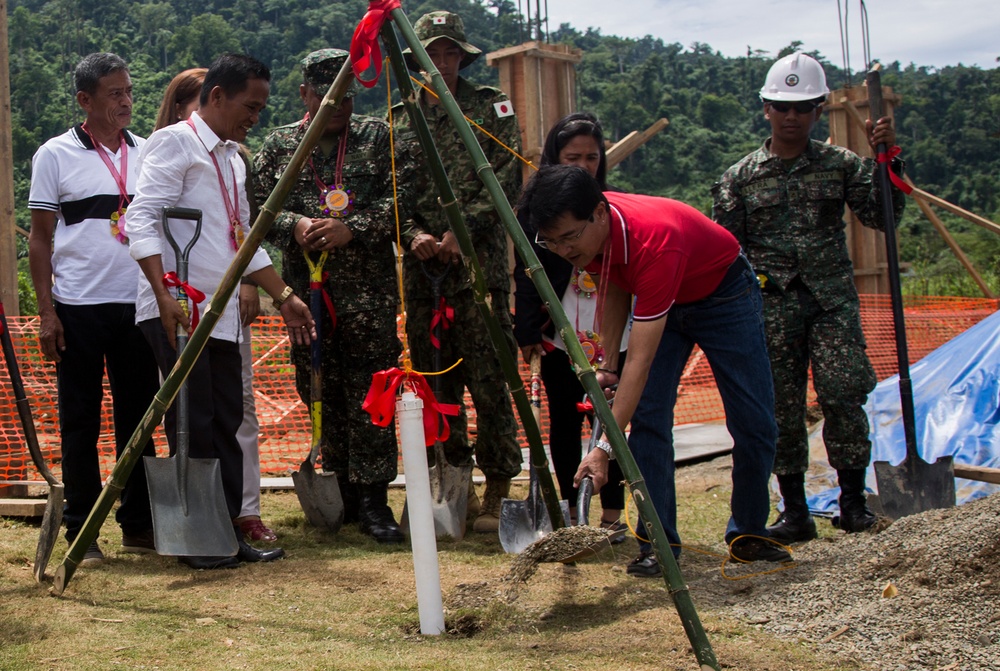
125;53;315;570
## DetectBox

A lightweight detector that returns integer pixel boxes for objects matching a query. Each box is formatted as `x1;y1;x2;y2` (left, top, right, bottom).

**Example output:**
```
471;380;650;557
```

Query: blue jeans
629;255;777;556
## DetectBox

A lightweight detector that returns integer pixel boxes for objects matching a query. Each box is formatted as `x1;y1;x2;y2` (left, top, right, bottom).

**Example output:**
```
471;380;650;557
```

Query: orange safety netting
1;294;997;484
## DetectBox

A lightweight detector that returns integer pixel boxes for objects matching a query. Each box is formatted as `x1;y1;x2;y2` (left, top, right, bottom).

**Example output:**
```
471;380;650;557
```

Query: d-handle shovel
291;250;344;532
866;68;955;520
144;207;238;557
0;299;64;582
407;262;471;540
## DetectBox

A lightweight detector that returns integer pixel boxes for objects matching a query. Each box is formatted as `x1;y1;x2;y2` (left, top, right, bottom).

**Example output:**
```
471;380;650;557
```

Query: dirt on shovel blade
503;525;616;600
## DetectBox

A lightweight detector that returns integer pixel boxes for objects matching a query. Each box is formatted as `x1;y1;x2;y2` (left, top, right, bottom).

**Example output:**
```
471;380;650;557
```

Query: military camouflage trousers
764;283;877;475
291;306;401;485
405;288;522;480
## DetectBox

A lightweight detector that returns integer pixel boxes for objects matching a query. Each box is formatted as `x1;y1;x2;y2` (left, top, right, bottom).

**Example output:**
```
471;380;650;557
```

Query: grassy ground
0;460;858;671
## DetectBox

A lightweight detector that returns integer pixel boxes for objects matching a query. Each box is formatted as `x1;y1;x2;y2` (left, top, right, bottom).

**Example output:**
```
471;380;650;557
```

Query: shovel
0;299;64;582
413;262;471;539
499;351;570;553
291;250;344;532
144;207;238;557
866;68;955;519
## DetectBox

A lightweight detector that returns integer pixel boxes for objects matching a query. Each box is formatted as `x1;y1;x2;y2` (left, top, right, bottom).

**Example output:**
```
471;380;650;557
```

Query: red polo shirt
586;192;740;321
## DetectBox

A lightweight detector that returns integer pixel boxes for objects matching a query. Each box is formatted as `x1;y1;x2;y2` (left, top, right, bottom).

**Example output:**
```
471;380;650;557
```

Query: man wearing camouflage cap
253;48;417;544
712;53;906;544
392;10;523;534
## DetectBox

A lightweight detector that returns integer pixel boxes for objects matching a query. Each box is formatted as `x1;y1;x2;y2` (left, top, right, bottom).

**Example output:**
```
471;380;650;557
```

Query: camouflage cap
301;48;358;99
402;11;481;71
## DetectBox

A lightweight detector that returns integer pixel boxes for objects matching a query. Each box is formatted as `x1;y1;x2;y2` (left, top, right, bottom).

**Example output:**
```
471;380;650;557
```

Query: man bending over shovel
125;53;315;569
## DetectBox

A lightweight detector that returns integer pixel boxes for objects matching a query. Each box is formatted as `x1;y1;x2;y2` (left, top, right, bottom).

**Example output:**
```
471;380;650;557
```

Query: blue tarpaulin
805;309;1000;516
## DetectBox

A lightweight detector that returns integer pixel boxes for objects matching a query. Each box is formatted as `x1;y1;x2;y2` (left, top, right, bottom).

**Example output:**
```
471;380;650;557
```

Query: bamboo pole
0;0;19;315
390;10;720;670
51;58;359;596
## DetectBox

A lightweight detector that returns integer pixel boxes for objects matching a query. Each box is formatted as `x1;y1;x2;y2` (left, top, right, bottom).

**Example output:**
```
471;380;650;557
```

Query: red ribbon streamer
311;272;338;335
0;300;6;336
429;297;453;349
576;400;594;414
876;145;913;195
350;0;401;89
162;272;206;329
362;367;460;446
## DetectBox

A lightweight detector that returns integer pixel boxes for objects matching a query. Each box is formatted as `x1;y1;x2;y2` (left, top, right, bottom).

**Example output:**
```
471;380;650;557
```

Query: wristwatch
273;286;295;309
594;439;615;460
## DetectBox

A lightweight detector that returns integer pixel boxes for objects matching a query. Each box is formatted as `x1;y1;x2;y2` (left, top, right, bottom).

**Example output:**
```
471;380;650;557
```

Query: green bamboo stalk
51;59;359;596
390;10;719;670
381;25;564;530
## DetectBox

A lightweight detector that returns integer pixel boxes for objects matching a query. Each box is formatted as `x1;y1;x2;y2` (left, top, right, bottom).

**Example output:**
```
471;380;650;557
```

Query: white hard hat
759;53;830;102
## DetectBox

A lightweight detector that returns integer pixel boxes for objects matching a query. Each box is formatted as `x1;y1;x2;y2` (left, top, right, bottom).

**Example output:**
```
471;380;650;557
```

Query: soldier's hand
238;283;261;327
309;218;353;250
410;233;440;261
520;343;544;364
37;308;65;363
866;116;896;151
280;295;317;345
437;231;462;265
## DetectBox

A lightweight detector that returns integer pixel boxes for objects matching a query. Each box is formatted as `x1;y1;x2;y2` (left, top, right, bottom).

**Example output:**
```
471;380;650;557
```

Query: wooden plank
0;497;46;517
954;464;1000;485
606;118;669;168
909;185;1000;236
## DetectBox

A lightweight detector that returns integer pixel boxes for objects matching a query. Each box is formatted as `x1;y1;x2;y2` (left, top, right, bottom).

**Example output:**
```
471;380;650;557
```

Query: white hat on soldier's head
759;53;830;102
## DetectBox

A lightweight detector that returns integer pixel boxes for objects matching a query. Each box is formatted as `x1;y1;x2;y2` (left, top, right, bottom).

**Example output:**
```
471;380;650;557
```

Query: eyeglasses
535;216;593;250
767;100;822;114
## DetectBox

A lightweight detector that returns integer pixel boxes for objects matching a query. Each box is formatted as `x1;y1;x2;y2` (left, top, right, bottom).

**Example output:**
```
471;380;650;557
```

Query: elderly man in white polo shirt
28;52;161;567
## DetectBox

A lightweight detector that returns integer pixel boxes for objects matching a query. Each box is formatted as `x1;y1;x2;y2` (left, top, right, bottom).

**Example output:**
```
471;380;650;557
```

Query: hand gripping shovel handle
577;413;600;525
162;207;203;511
865;70;920;461
304;250;329;467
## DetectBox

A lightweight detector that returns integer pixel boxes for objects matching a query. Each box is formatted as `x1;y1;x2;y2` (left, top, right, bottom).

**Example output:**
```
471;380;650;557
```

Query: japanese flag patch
432;16;447;25
494;101;515;118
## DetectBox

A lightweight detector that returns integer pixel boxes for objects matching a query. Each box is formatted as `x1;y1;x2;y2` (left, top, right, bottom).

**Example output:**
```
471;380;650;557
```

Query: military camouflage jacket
391;76;521;299
712;138;905;310
253;114;415;315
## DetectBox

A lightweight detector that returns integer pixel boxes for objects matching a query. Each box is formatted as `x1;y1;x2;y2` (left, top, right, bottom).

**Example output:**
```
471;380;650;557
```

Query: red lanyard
82;123;130;243
186;117;244;250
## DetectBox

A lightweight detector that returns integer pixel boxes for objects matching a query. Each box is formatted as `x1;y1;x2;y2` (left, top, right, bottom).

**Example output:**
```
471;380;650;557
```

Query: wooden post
825;84;900;295
486;41;582;182
0;0;19;316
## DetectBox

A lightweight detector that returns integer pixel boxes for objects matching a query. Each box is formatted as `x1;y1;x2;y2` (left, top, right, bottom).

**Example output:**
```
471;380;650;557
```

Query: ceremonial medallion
577;329;605;367
322;185;353;217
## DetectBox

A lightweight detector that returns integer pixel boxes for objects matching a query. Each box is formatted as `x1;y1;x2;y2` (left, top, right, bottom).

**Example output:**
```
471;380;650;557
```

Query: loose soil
1;455;997;670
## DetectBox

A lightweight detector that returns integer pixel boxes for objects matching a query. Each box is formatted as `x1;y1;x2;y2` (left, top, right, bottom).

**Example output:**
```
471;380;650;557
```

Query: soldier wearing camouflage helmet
253;48;417;544
712;52;906;542
391;10;523;534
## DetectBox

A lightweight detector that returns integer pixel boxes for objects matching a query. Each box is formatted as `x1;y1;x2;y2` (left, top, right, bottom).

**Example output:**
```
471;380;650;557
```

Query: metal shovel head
144;455;238;557
427;457;472;540
498;482;572;554
873;454;956;521
292;460;344;532
33;482;64;582
555;526;628;564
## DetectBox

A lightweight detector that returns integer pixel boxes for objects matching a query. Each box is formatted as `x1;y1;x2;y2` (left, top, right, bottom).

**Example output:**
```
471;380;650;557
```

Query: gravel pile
727;493;1000;670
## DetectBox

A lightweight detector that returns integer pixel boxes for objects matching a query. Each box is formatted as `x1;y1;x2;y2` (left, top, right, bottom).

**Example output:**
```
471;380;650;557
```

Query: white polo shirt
28;125;144;305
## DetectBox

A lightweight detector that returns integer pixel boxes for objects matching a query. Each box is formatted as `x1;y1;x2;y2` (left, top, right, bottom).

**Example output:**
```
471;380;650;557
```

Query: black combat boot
358;483;405;544
836;468;877;532
767;473;818;543
339;478;360;525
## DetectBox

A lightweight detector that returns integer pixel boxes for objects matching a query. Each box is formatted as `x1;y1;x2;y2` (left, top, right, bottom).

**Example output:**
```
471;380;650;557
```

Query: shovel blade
33;483;64;582
292;462;344;533
144;455;238;557
873;455;956;521
498;497;572;554
427;460;472;540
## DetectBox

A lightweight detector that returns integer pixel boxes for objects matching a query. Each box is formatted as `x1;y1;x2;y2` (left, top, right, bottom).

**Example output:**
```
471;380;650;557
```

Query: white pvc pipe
396;391;445;635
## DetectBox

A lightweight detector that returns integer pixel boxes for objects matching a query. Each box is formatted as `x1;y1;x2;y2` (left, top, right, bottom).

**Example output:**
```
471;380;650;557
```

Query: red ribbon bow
576;400;594;414
363;368;461;446
162;272;206;329
876;145;913;195
350;0;402;89
429;297;454;349
312;272;338;335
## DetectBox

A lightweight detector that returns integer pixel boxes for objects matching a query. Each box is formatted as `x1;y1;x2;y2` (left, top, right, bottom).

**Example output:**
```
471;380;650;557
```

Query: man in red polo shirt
518;165;791;575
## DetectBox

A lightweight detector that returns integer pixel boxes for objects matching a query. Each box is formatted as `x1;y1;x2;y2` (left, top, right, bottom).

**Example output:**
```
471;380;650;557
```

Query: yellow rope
409;75;537;172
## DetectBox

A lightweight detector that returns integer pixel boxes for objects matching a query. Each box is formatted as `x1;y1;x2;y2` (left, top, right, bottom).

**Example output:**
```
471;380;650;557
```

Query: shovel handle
304;250;328;467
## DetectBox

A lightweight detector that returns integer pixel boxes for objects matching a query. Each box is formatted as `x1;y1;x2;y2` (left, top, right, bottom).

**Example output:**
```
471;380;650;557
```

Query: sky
535;0;999;70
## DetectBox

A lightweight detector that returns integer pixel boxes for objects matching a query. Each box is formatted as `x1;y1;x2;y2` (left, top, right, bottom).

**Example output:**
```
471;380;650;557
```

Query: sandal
239;517;278;543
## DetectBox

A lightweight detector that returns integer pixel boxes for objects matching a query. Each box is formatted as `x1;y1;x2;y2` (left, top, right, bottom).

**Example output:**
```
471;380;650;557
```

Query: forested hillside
8;0;1000;311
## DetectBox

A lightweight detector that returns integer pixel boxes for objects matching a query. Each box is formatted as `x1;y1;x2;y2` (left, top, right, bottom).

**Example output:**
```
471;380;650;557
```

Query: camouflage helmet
301;48;359;99
402;11;481;71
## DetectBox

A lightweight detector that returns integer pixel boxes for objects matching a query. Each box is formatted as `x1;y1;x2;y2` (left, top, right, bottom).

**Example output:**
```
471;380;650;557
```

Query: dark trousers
139;320;244;520
541;347;625;511
56;302;159;541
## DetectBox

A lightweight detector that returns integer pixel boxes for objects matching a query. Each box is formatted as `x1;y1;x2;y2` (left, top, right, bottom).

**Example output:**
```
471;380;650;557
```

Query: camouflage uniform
253;54;415;486
391;68;523;480
712;138;905;475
